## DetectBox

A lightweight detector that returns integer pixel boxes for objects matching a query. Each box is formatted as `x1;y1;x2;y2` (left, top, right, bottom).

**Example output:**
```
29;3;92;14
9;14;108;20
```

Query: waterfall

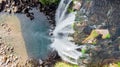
51;0;95;64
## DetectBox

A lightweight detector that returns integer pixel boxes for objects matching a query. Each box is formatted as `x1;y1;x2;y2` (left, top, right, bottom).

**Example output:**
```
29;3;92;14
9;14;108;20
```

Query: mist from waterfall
51;0;96;64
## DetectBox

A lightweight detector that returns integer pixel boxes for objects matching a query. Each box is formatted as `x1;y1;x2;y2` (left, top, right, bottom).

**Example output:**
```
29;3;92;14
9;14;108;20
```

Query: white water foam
51;0;95;64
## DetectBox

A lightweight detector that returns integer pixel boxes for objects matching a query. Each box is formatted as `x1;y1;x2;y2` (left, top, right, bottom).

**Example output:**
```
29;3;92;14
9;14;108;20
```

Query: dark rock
30;16;34;20
83;26;93;35
26;13;30;17
0;1;6;12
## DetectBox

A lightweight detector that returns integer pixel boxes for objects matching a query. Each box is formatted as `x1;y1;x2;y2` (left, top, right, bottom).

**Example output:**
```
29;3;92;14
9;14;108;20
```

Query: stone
45;65;49;67
73;1;81;10
3;56;7;63
39;59;43;65
5;58;10;65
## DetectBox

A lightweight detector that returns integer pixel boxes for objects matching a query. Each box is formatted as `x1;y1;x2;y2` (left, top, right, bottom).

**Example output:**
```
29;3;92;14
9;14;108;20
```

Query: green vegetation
71;23;75;30
91;30;99;38
104;62;120;67
39;0;59;5
92;41;97;45
82;30;99;44
81;48;87;54
54;62;79;67
102;33;111;39
68;8;74;13
117;62;120;67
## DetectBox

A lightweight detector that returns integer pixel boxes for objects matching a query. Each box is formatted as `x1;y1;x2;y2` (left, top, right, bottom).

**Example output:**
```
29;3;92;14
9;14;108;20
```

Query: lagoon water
0;8;51;59
18;9;51;59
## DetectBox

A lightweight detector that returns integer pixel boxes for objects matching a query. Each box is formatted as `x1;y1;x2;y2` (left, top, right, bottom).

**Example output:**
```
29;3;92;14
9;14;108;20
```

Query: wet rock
49;32;53;36
82;59;90;64
30;16;34;20
39;59;43;65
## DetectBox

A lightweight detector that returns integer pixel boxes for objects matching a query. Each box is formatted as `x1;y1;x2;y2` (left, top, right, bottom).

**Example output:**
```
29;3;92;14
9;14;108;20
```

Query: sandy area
0;14;28;65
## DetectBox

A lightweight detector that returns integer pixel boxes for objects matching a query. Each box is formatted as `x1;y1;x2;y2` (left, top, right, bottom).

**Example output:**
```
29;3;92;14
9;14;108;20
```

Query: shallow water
18;9;51;59
0;9;51;59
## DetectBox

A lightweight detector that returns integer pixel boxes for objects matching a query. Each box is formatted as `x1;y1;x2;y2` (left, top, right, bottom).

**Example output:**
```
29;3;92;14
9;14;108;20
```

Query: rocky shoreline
0;22;28;67
0;0;57;25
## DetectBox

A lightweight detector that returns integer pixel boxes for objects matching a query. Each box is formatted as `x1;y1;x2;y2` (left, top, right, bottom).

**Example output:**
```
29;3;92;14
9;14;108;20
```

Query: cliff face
86;0;120;40
75;0;120;41
73;0;120;66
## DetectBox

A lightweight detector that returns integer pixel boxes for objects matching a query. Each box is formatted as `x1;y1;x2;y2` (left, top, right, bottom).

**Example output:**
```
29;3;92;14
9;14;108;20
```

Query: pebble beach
0;14;30;67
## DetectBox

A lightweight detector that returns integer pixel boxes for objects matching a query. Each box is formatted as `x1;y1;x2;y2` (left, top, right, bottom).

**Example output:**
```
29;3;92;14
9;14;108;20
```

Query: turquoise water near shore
17;9;51;59
0;8;52;59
